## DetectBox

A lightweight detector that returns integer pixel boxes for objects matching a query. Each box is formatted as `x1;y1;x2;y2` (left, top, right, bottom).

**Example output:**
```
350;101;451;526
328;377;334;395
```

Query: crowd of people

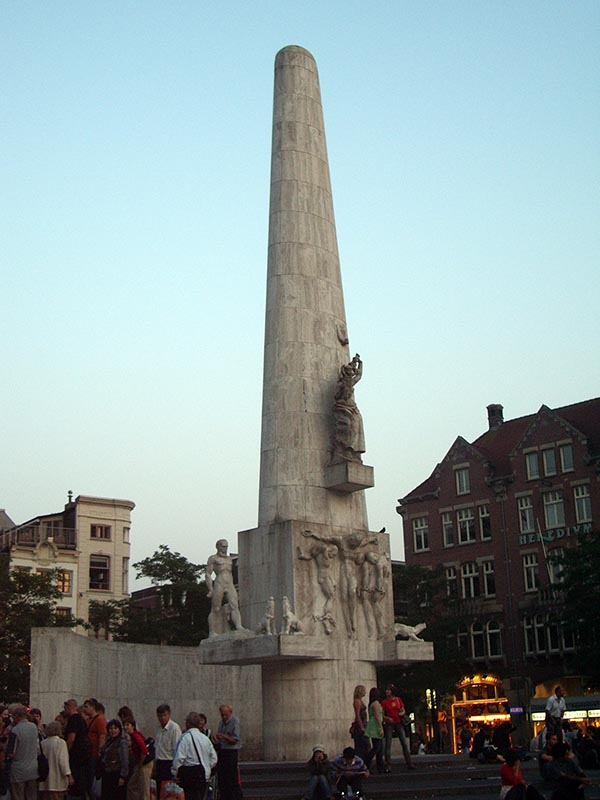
0;699;243;800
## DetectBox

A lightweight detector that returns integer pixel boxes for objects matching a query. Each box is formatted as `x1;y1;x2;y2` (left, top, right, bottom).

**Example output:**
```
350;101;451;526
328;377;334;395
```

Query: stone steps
237;756;600;800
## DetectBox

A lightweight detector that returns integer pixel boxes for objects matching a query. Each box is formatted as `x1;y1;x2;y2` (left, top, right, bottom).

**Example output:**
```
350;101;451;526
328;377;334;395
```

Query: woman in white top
39;721;73;799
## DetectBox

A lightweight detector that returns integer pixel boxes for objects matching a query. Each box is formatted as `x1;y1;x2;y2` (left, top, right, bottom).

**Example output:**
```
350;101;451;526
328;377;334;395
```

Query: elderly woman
39;721;73;800
99;719;129;800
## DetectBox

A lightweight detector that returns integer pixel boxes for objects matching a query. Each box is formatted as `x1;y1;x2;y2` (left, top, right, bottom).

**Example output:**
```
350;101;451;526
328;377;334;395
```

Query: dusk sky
2;1;598;585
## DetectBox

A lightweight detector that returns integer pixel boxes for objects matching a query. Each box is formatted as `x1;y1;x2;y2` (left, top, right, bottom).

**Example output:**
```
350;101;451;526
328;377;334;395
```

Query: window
455;468;470;495
523;553;539;592
412;517;429;551
542;448;557;477
441;512;454;547
122;557;129;594
457;627;469;657
471;622;485;659
523;614;575;655
547;547;564;584
56;570;72;596
560;444;574;472
526;452;540;480
524;616;535;654
487;621;503;658
44;519;61;538
479;505;491;540
123;527;131;543
543;490;565;528
548;618;560;652
446;566;458;597
457;508;476;544
91;525;111;540
518;496;535;534
89;555;110;590
55;607;71;620
482;561;495;597
461;562;480;598
574;485;592;523
534;614;546;652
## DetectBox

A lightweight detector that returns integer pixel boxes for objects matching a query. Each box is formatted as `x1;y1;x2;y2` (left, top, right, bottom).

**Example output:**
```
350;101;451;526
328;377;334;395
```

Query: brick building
397;398;600;705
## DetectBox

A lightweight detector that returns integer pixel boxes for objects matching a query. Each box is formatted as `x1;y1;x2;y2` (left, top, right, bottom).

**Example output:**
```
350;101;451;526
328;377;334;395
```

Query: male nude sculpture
206;539;244;636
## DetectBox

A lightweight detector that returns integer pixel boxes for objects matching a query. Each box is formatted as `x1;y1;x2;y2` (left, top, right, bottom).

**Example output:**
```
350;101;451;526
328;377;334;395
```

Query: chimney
487;404;504;431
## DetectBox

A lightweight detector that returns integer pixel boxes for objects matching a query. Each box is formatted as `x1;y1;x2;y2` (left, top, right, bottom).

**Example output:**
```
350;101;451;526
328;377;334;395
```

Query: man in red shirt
381;684;415;771
84;697;107;797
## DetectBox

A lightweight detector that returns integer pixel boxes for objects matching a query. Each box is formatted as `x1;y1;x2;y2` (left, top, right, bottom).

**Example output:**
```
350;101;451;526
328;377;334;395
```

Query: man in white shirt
545;686;566;741
154;703;182;798
172;712;218;800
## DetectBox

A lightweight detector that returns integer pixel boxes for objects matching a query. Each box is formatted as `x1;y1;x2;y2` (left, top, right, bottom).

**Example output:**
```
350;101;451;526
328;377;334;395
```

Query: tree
0;555;79;703
91;545;211;647
553;529;600;689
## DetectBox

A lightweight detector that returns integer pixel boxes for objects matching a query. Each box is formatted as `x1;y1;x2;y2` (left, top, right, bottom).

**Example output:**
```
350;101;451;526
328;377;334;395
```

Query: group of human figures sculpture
298;529;390;638
205;355;389;640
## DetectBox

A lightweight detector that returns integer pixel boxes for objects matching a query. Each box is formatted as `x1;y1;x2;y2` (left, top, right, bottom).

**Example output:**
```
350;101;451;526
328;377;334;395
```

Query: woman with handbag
99;719;129;800
172;712;218;800
38;721;73;800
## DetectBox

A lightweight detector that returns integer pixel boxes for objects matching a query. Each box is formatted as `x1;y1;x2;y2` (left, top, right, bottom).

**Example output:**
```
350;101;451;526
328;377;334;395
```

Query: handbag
38;750;50;782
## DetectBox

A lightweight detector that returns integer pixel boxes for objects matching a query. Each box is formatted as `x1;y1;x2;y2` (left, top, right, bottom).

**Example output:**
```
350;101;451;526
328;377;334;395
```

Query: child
303;745;332;800
331;746;369;799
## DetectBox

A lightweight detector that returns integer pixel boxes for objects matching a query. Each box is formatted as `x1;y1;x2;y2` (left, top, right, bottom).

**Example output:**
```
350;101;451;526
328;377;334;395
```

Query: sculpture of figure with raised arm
332;354;365;463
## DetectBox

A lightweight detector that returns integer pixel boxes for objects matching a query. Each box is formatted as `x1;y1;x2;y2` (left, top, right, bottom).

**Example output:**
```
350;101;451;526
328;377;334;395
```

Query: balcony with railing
0;525;77;551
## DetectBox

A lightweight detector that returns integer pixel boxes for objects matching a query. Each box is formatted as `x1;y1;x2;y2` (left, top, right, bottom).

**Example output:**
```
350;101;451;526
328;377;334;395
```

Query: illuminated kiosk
451;674;510;754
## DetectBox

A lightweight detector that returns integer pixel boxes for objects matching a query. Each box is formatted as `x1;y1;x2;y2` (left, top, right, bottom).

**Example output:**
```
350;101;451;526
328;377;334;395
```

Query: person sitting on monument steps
211;704;242;800
331;746;368;799
206;539;244;636
302;745;332;800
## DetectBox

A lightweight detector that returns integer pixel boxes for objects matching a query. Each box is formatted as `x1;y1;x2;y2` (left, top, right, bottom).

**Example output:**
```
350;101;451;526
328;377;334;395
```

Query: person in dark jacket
303;745;332;800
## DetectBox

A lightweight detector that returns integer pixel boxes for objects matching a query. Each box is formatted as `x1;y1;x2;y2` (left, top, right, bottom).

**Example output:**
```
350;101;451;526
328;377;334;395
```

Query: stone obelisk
257;45;373;533
236;45;388;759
201;45;431;761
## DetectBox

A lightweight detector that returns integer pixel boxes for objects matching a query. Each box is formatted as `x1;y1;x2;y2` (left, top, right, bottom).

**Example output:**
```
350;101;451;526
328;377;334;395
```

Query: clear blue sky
2;1;599;582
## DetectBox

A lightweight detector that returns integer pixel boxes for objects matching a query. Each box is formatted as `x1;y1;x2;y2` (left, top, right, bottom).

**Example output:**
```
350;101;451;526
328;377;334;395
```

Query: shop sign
519;523;592;547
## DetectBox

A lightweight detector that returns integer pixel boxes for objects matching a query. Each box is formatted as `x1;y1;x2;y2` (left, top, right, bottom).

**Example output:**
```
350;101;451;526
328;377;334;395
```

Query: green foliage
0;555;79;703
91;545;211;647
553;529;600;689
133;544;204;585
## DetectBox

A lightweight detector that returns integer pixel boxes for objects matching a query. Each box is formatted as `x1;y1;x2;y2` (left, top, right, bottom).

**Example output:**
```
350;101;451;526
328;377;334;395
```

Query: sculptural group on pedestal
298;529;390;639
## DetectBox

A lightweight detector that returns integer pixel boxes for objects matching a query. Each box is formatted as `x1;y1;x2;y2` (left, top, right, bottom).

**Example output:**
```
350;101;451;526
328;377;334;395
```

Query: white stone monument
200;45;433;761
